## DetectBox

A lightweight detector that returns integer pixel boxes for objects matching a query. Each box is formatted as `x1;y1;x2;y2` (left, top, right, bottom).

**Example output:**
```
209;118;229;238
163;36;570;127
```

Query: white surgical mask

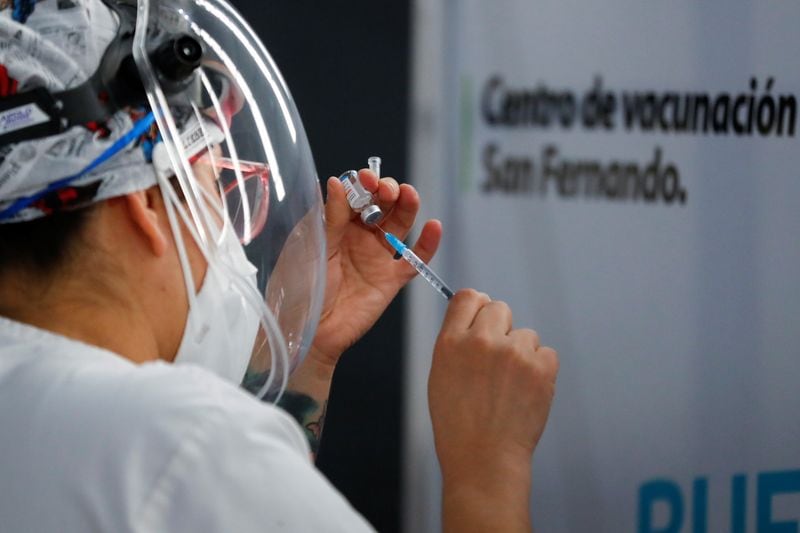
172;224;261;384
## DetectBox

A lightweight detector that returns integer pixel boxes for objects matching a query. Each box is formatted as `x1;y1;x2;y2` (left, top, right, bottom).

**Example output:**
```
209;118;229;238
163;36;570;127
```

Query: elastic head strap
0;111;156;221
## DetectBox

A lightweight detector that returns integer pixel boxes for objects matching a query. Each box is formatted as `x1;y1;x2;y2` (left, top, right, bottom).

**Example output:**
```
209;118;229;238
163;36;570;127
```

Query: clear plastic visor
132;0;326;399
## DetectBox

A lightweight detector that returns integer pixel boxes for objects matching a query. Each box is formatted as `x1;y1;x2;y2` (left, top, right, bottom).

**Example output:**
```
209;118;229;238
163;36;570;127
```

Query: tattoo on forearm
277;391;328;454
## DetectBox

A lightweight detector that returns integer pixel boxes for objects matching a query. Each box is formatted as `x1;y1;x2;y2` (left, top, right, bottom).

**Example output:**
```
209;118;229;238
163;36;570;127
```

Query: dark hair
0;207;95;277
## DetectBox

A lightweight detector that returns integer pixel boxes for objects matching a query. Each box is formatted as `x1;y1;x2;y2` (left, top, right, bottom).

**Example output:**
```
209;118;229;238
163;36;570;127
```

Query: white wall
405;1;800;531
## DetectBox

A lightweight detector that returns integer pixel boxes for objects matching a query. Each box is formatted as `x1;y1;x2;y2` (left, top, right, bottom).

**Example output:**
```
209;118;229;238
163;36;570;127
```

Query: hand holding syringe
340;156;454;300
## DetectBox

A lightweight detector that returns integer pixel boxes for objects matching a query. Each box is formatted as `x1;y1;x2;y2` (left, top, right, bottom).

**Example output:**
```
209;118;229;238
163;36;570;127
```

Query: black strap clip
0;88;64;146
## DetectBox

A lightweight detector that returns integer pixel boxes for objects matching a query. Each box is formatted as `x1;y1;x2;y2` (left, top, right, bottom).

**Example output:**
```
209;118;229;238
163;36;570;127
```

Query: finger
410;218;442;262
471;300;513;335
376;177;401;207
324;177;356;254
357;168;379;193
507;328;540;349
441;289;491;332
378;183;420;239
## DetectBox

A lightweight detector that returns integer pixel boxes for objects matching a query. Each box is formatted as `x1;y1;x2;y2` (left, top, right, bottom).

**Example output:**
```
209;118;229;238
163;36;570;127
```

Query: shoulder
0;321;372;531
112;360;312;457
124;366;374;532
0;316;307;457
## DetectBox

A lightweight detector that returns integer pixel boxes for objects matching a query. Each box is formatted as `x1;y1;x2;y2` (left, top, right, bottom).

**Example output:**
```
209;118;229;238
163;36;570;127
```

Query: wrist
440;447;532;533
443;452;531;492
295;346;338;384
305;342;342;372
280;348;337;456
439;441;532;500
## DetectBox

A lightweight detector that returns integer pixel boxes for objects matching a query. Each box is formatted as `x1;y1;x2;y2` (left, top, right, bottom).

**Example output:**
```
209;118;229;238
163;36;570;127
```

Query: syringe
381;228;454;300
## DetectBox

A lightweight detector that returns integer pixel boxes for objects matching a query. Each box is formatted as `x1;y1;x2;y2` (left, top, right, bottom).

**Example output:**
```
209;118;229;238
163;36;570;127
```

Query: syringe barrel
403;249;450;292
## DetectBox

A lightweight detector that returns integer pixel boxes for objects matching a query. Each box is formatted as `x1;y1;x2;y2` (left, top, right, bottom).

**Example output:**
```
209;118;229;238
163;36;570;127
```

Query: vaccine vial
338;160;384;225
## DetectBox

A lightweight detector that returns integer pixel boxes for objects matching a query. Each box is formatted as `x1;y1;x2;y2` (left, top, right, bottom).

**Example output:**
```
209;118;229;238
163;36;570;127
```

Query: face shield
131;0;326;400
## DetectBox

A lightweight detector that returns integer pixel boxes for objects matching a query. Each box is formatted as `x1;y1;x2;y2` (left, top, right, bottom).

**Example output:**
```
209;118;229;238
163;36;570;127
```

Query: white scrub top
0;316;374;532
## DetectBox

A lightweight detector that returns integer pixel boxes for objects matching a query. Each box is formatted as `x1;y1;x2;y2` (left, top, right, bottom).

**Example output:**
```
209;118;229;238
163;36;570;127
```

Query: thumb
325;176;353;255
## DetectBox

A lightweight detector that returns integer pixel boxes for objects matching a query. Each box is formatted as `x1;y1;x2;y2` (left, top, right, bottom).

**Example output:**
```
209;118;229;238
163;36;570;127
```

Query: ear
124;187;168;257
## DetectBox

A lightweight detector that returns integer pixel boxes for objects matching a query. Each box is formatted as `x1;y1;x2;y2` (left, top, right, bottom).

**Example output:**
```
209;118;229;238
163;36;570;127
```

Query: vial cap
360;204;384;225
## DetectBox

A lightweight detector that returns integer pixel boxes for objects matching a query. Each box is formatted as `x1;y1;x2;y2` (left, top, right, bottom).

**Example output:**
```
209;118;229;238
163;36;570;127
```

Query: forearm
277;351;335;456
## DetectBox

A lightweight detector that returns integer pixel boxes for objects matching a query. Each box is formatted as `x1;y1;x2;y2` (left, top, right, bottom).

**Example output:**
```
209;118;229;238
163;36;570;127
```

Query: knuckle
507;328;536;352
513;342;537;361
454;288;482;303
453;288;474;300
507;349;538;379
496;300;510;312
436;331;459;349
537;346;560;377
471;331;496;351
480;300;507;321
504;343;527;362
495;301;513;321
519;328;540;348
399;183;416;194
381;177;399;190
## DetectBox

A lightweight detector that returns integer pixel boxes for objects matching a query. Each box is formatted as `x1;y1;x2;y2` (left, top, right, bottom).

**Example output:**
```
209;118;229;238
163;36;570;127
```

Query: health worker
0;0;558;531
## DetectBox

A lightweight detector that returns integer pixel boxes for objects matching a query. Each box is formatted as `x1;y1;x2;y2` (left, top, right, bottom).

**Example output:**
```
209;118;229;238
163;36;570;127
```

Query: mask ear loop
189;76;286;394
194;70;290;397
154;92;288;398
161;172;290;401
158;176;201;343
232;271;291;401
195;181;291;400
133;3;288;399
